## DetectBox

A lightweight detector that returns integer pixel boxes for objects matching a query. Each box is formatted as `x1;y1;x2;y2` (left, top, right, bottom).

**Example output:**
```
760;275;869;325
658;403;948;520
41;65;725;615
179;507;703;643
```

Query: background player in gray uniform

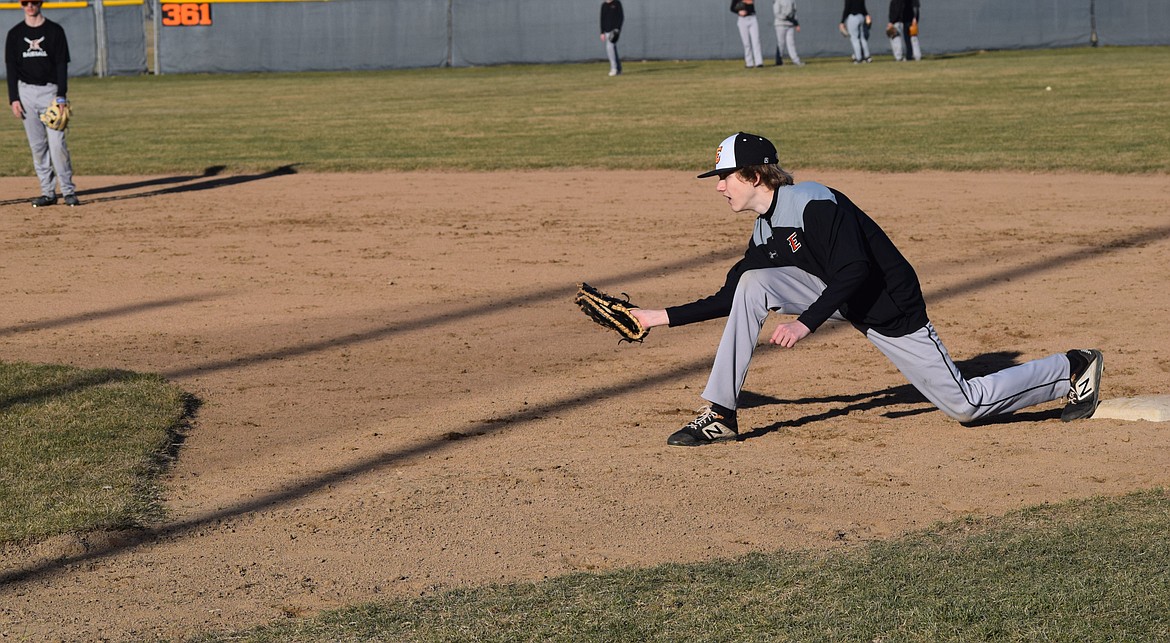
631;132;1104;446
903;0;922;61
839;0;873;63
772;0;802;66
887;0;907;61
5;0;78;207
599;0;623;77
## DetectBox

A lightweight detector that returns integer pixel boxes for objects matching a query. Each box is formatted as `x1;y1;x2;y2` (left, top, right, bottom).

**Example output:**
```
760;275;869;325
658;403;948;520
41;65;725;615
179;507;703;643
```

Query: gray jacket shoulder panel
771;181;835;230
752;182;835;246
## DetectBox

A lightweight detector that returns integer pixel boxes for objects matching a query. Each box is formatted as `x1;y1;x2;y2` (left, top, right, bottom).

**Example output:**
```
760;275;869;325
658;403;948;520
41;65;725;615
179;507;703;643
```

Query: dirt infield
2;169;1169;640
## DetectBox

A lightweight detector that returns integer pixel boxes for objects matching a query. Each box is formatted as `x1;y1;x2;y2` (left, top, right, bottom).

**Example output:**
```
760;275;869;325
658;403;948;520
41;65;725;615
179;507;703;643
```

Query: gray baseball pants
18;81;75;199
844;13;871;61
774;24;801;64
889;22;906;61
737;15;763;67
604;30;621;74
701;266;1072;422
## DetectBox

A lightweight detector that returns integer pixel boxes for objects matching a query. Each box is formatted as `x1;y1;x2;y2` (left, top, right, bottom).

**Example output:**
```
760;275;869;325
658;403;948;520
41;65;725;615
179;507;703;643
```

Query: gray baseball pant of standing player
605;31;621;74
737;15;764;67
889;22;906;60
701;266;1072;422
18;81;75;199
774;24;801;64
844;13;871;61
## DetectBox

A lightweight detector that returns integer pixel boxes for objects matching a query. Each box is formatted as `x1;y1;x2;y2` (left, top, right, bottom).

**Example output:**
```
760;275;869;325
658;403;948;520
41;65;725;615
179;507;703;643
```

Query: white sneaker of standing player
1062;349;1104;421
667;405;739;446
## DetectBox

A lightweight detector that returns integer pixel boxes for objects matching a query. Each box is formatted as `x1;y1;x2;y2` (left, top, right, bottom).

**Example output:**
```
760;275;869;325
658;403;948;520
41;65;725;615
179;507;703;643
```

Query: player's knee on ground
933;399;985;424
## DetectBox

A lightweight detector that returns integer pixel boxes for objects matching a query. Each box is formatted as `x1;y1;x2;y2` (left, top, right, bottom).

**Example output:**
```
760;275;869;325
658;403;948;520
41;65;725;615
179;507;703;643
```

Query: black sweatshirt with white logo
6;18;71;103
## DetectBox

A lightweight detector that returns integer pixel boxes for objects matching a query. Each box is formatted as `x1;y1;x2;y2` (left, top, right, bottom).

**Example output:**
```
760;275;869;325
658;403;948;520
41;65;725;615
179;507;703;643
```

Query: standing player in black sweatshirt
6;0;78;207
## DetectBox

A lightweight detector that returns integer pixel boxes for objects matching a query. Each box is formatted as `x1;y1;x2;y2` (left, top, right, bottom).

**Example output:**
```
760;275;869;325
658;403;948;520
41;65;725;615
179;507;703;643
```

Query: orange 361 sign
161;3;212;27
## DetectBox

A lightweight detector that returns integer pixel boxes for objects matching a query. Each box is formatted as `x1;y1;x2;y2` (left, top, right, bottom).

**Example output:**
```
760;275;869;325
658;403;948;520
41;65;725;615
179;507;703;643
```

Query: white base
1091;395;1170;422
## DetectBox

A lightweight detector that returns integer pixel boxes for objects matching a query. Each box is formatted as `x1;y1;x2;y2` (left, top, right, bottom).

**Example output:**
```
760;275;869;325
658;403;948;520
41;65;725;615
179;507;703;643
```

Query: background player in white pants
731;0;764;68
5;0;78;207
631;132;1104;447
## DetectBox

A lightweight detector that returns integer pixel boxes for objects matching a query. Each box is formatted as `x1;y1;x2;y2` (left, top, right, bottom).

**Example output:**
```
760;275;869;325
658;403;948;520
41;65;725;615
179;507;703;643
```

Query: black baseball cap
697;132;778;178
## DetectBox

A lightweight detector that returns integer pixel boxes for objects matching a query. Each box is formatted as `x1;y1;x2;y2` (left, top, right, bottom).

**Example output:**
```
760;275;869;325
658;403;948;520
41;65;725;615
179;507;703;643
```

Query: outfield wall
152;0;1170;74
153;0;449;74
1;0;1167;78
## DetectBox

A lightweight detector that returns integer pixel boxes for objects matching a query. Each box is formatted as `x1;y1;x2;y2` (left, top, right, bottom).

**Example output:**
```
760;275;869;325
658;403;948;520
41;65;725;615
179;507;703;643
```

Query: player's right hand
11;101;24;119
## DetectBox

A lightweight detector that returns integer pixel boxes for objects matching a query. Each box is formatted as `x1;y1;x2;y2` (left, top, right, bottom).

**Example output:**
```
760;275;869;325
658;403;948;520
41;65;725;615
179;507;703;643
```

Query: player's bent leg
867;323;1071;423
701;267;842;411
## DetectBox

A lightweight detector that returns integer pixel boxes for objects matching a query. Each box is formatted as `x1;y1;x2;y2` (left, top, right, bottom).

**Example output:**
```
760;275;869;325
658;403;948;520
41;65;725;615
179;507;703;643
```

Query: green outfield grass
0;361;191;544
196;490;1170;643
1;46;1167;177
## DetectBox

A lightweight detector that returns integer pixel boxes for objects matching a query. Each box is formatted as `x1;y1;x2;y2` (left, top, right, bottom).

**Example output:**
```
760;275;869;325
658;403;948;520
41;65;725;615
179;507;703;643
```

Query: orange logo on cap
714;144;724;166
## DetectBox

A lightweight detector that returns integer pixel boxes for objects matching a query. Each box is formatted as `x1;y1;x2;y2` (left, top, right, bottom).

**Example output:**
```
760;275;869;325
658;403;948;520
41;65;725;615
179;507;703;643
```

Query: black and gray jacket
667;182;929;337
774;0;798;26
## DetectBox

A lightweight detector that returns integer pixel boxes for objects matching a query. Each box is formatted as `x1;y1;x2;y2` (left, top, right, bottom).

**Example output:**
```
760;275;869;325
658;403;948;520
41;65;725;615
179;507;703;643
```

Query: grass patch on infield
197;489;1170;642
0;361;191;545
1;47;1167;176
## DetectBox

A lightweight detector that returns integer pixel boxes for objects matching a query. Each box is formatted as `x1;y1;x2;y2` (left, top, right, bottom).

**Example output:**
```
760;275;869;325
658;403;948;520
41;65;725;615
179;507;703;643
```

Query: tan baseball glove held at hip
40;101;71;131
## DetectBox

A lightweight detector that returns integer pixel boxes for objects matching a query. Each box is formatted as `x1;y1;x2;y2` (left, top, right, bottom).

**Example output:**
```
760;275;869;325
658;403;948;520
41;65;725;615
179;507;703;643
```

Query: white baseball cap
697;132;778;178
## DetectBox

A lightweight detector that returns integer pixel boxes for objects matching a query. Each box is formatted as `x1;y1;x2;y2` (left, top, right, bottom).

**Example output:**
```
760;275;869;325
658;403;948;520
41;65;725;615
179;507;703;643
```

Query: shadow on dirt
0;165;297;207
0;292;221;340
74;165;229;197
2;220;1165;588
77;165;299;204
